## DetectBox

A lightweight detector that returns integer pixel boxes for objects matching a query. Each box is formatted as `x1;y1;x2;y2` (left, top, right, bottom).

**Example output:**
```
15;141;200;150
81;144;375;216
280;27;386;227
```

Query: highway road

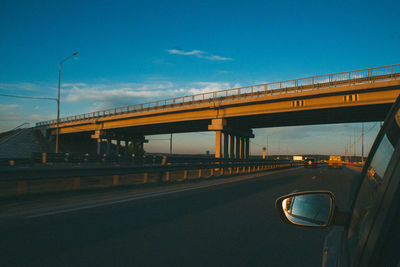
0;165;360;267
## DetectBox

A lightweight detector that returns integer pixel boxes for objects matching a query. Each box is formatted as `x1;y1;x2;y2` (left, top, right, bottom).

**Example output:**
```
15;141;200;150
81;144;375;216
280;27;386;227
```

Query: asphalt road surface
0;165;360;267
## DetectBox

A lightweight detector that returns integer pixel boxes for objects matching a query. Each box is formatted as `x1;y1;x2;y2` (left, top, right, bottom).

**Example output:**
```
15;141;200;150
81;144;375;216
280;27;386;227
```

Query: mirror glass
281;193;332;226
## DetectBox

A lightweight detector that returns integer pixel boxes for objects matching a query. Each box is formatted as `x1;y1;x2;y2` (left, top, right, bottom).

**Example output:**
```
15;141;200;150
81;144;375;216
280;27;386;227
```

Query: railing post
41;152;47;164
392;66;394;79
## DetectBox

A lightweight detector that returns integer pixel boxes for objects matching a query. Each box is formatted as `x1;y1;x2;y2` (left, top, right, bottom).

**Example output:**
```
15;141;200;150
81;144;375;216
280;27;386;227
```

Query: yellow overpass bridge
37;64;400;158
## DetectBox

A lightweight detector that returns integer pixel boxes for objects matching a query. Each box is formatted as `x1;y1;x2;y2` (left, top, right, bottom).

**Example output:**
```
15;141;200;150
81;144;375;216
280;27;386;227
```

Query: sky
1;0;399;156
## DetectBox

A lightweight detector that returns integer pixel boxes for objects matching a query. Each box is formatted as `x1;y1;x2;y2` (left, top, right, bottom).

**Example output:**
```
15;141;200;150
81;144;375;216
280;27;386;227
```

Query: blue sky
1;0;399;155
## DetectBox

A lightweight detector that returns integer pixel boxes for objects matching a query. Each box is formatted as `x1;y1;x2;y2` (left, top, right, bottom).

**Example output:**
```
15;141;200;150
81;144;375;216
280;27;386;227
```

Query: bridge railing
36;64;400;127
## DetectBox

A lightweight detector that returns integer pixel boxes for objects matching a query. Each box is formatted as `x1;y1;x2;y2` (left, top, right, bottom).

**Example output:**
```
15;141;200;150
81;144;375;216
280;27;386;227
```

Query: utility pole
354;129;356;162
169;133;172;155
362;123;364;162
266;136;269;159
56;52;78;153
349;136;352;163
278;141;280;159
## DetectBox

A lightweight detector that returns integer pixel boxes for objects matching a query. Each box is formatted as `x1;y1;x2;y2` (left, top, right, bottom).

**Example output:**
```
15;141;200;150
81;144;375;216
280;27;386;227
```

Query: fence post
164;164;171;182
113;175;119;186
73;178;80;190
17;181;28;195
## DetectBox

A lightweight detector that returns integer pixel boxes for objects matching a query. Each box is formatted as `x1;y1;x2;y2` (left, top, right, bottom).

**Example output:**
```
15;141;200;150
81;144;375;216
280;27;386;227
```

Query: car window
346;133;396;264
346;107;400;265
367;135;395;185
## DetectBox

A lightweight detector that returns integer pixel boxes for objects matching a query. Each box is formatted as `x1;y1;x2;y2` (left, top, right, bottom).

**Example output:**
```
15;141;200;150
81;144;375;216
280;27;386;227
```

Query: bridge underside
230;103;392;129
54;103;392;157
81;102;391;136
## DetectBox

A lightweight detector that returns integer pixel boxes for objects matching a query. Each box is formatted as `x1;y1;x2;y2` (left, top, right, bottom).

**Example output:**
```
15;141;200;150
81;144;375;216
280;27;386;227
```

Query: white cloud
0;104;20;111
200;55;233;61
62;82;177;110
167;49;203;56
186;82;235;95
167;48;233;61
60;81;242;112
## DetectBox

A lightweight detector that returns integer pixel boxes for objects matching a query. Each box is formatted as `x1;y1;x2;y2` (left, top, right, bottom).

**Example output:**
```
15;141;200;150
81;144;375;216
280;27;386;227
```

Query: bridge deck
37;64;400;127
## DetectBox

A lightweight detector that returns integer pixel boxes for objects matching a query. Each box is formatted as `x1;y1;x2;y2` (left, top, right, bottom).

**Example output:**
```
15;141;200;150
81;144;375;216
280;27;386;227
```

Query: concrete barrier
0;159;302;198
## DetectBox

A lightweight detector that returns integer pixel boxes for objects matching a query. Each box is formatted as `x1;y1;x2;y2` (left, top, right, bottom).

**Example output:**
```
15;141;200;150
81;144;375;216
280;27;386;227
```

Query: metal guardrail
0;159;300;197
0;153;218;166
36;64;400;127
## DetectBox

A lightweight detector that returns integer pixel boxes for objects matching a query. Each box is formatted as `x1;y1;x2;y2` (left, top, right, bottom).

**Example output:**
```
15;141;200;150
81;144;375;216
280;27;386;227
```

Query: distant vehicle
328;155;342;168
293;155;303;161
304;157;317;168
275;94;400;267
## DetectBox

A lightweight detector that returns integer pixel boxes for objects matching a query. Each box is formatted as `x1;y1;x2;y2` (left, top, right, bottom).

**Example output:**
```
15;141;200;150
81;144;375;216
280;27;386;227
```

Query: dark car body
304;157;317;168
323;96;400;267
276;95;400;267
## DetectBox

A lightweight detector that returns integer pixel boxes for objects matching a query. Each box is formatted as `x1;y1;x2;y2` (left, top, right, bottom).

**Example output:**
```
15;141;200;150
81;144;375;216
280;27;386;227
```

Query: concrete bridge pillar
208;119;226;159
235;136;240;159
229;135;235;159
215;130;222;158
208;118;254;159
223;132;229;158
240;137;245;159
245;137;250;159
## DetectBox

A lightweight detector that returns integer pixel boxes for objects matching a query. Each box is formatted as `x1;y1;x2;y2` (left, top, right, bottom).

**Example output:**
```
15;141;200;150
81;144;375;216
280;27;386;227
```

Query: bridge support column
116;139;121;154
235;136;240;159
229;135;235;159
240;137;245;159
208;118;254;159
215;130;222;158
208;119;227;159
223;132;229;158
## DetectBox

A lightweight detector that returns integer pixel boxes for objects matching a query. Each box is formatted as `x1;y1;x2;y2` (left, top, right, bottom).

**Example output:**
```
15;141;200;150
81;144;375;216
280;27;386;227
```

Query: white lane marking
26;168;293;219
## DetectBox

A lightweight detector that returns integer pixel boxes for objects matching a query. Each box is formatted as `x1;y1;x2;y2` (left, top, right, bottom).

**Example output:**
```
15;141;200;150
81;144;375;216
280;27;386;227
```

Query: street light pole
56;52;78;153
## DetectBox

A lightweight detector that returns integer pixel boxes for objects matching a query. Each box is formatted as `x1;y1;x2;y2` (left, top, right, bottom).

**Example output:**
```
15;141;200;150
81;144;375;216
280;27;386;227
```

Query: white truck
293;156;303;161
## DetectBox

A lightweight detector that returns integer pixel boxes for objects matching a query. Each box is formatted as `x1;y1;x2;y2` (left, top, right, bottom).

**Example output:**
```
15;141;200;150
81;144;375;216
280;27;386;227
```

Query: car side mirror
275;191;336;228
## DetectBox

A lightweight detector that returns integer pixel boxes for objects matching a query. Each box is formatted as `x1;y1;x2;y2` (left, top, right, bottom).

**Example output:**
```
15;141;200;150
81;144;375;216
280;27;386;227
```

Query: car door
343;98;400;267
